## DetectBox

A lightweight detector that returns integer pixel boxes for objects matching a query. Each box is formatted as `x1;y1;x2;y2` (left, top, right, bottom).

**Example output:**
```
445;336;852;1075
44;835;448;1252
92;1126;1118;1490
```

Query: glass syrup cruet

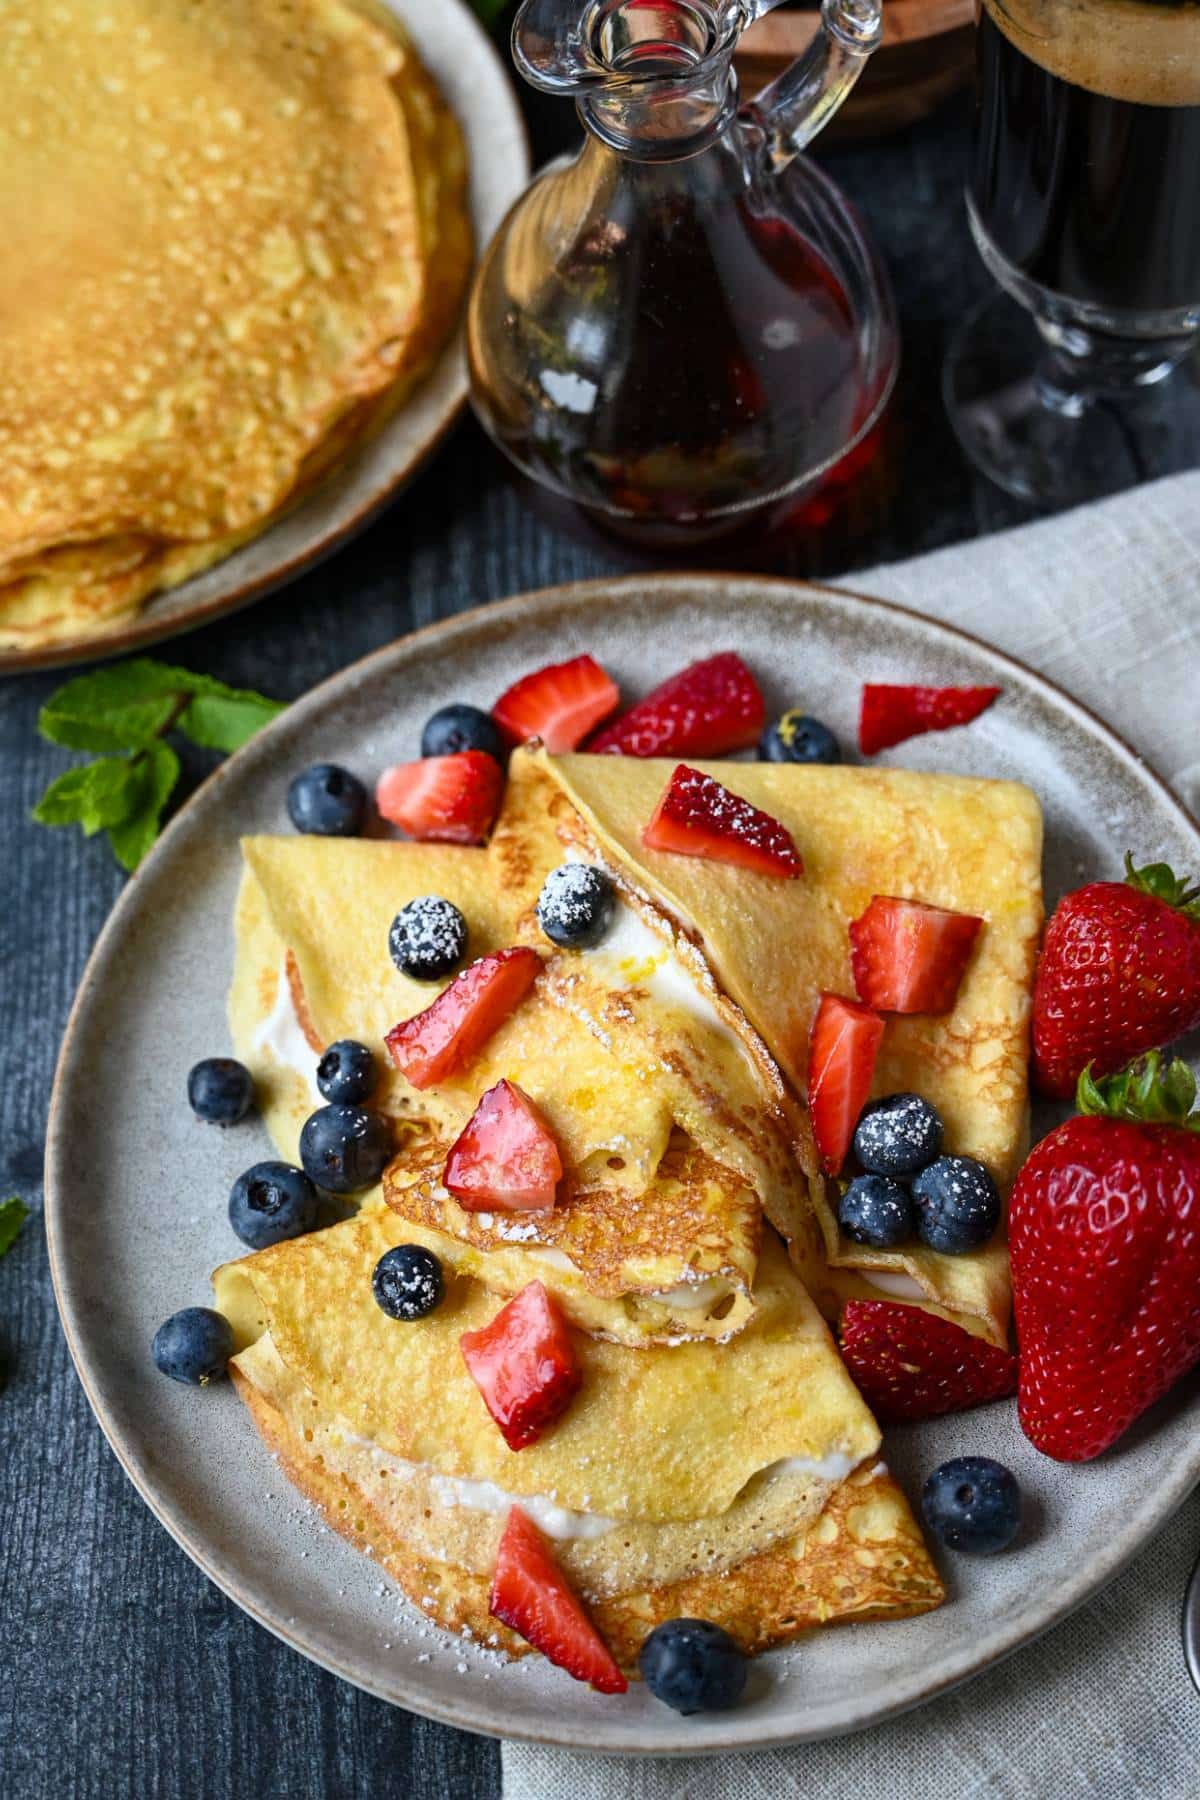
467;0;898;545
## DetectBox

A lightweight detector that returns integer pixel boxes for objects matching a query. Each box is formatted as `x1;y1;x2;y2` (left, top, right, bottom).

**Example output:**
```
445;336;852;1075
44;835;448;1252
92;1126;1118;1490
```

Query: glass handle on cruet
744;0;882;167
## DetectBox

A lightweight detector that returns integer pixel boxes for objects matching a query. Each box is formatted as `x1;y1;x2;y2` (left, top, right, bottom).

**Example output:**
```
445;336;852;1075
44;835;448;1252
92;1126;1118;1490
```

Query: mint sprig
0;1197;28;1259
32;658;285;871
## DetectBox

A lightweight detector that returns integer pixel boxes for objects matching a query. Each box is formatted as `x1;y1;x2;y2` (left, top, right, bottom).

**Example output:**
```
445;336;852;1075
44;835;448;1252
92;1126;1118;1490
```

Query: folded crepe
230;836;812;1344
494;750;1044;1348
214;1210;943;1667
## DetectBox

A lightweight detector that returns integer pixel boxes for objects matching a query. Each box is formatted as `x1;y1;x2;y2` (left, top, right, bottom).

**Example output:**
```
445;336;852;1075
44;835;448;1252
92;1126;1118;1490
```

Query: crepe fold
230;836;811;1345
215;1210;943;1665
0;0;471;649
502;750;1044;1348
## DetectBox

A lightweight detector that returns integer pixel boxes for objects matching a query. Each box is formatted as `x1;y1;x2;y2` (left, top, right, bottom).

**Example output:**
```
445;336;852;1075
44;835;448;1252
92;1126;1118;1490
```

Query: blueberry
911;1155;1001;1254
287;763;367;837
317;1039;377;1105
853;1093;943;1177
638;1618;748;1715
187;1057;254;1126
536;863;615;949
372;1244;445;1320
420;703;505;765
151;1307;234;1386
228;1161;320;1249
758;709;841;765
922;1456;1022;1555
389;895;468;982
838;1173;914;1249
299;1105;392;1194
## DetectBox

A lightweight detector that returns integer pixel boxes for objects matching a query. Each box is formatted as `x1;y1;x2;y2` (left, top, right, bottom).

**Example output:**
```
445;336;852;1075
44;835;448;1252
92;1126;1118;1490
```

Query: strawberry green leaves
1123;852;1200;923
1077;1051;1200;1132
32;659;285;871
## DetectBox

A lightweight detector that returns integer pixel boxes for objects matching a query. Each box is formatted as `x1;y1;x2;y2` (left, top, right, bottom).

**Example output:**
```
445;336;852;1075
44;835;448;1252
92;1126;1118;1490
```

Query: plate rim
0;0;530;679
44;570;1200;1754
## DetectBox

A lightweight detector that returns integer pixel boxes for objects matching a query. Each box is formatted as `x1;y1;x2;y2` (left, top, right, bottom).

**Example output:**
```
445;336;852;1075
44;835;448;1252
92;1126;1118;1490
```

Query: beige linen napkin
503;470;1200;1799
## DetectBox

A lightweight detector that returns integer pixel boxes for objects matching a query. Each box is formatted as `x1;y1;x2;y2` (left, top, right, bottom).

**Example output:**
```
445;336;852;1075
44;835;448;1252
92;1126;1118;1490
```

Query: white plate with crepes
46;575;1200;1753
0;0;528;676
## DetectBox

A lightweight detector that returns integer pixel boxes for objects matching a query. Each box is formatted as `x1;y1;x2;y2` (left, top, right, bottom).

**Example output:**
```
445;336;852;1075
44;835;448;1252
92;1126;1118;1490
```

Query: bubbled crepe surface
214;1212;880;1527
217;1206;942;1653
232;1354;942;1670
230;837;765;1343
0;0;471;649
533;751;1045;1347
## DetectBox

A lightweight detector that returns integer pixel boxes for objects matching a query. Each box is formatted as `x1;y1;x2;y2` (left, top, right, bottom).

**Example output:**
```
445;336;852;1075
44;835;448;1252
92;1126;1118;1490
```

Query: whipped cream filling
253;958;323;1099
560;852;747;1060
526;1246;733;1314
766;1449;858;1486
345;1435;617;1540
347;1435;859;1540
858;1269;927;1301
646;1273;731;1312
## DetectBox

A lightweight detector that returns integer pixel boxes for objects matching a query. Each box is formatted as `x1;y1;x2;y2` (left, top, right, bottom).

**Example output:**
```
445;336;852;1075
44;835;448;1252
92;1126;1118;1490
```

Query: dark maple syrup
493;172;868;544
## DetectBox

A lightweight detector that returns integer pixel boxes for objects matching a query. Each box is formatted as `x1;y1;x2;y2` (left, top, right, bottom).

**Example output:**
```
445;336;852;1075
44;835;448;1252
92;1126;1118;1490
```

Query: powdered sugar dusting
389;894;467;977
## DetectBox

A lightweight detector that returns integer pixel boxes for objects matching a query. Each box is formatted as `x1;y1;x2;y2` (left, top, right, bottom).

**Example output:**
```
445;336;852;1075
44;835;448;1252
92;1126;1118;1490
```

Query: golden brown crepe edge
231;1365;944;1673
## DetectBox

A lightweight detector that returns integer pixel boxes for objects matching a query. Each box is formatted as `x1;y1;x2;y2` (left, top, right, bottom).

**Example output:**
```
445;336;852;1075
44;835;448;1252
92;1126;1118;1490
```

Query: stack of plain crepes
0;0;471;651
218;749;1043;1675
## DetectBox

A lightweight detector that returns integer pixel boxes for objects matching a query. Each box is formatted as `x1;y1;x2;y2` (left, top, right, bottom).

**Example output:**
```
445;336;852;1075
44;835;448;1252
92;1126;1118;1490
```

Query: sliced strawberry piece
840;1300;1018;1424
590;652;765;757
493;655;619;753
849;896;983;1014
807;992;884;1175
376;751;502;845
460;1281;582;1451
490;1507;627;1693
444;1080;563;1212
385;948;542;1090
642;764;802;878
859;683;1001;756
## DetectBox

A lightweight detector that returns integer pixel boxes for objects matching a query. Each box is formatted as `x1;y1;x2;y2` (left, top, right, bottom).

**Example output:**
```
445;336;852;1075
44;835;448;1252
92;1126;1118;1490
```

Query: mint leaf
32;757;143;836
34;657;284;870
0;1197;28;1259
179;688;285;754
106;742;181;872
471;0;509;21
38;660;190;751
39;658;285;754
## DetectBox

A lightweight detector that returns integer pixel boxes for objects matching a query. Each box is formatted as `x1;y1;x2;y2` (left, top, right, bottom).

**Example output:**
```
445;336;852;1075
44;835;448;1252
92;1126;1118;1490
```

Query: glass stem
1034;316;1199;416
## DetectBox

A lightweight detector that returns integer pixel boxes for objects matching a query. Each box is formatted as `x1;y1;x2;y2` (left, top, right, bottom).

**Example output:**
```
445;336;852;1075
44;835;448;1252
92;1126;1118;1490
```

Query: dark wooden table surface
1;75;1111;1800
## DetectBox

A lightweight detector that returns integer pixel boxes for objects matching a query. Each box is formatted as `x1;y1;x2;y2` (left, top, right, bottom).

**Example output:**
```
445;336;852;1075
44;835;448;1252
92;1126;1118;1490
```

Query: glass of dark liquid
945;0;1200;504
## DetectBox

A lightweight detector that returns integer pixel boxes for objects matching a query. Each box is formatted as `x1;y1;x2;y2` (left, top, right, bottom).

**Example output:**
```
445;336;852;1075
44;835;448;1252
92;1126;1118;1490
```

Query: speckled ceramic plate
0;0;529;677
46;575;1200;1754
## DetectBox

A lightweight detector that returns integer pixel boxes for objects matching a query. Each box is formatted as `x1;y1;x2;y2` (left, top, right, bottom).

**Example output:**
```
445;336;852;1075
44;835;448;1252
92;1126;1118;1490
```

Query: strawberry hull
1010;1114;1200;1461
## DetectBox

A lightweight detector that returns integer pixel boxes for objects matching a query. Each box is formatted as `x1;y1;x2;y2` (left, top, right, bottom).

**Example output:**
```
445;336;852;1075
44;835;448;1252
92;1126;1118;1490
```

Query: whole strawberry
1033;855;1200;1099
1010;1054;1200;1461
